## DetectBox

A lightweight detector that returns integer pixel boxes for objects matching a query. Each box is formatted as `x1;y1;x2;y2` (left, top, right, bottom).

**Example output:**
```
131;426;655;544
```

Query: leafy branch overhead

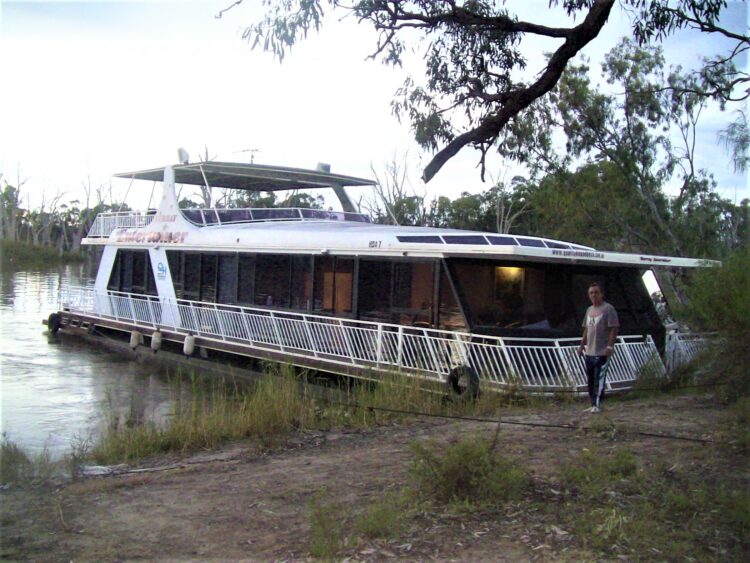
224;1;747;182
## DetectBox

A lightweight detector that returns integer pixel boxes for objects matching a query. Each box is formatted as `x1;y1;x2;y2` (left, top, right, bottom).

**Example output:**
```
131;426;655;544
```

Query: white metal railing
86;208;372;238
665;330;715;373
179;207;371;227
87;211;156;237
60;286;666;391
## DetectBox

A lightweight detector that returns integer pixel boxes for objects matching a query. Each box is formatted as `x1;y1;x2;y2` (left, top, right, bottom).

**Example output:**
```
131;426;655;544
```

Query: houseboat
49;159;715;396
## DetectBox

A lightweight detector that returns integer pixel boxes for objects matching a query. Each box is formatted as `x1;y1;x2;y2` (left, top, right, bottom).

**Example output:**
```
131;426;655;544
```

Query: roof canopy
114;162;376;192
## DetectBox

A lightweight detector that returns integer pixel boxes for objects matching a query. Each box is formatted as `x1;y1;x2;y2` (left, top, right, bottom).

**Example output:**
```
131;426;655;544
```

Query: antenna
235;148;261;164
177;147;190;164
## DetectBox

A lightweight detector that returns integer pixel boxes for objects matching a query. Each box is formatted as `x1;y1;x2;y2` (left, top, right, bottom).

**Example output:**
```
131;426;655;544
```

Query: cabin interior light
495;266;523;281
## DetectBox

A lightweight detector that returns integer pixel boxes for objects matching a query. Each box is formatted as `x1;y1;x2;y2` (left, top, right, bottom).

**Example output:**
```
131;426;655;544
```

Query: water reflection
0;263;183;458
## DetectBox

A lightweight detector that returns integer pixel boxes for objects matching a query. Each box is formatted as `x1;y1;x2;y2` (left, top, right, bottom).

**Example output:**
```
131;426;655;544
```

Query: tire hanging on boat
446;365;480;400
47;313;62;334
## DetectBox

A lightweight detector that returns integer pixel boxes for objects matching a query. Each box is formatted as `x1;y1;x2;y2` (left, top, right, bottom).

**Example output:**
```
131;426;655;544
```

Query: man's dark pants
584;355;609;407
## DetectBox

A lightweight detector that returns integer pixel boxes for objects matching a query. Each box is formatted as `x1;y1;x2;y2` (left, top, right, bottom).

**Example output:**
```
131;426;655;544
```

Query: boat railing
179;207;372;227
665;330;717;373
86;207;372;238
87;211;157;237
60;285;671;392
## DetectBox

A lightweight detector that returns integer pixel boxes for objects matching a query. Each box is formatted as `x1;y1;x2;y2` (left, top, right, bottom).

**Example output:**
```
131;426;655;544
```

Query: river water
0;263;179;458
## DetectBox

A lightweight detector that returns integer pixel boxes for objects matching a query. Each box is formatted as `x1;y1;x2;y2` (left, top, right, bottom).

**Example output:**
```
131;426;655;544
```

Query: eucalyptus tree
225;0;745;182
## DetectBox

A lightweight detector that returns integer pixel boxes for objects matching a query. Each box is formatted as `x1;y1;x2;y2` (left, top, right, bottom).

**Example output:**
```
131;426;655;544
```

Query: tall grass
1;239;83;267
0;434;57;485
410;435;529;508
92;364;549;465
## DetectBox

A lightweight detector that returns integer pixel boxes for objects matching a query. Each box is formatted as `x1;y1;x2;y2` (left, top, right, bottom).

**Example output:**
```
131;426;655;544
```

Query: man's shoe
590;406;600;413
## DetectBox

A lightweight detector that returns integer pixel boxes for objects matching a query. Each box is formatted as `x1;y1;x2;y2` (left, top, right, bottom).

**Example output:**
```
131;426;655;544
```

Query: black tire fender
48;313;62;334
446;365;480;400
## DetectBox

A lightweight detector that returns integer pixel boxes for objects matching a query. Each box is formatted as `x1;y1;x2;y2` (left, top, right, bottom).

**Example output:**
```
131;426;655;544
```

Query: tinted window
237;254;255;304
517;238;545;248
201;254;218;302
217;254;238;304
358;260;392;322
397;236;443;244
393;262;434;326
183;253;201;300
442;235;488;245
487;236;518;246
167;251;184;299
255;254;291;307
290;255;312;310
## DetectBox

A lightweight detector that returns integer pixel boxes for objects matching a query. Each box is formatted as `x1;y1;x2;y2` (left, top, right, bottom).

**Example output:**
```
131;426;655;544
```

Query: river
0;263;179;458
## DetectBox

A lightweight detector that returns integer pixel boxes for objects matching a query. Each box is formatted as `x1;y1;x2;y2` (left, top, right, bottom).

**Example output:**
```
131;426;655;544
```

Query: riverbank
2;392;747;561
0;239;85;267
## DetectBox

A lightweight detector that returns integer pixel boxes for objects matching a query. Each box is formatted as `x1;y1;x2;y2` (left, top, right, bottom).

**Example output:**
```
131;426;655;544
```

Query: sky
0;0;748;212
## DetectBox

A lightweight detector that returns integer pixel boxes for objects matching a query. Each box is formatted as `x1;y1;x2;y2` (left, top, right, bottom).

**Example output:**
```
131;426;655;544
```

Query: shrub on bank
677;248;750;399
1;239;84;266
409;436;529;508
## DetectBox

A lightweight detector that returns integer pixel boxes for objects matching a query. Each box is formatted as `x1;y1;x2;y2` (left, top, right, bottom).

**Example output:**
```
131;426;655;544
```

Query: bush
308;496;345;558
410;436;529;508
355;493;406;539
677;248;750;400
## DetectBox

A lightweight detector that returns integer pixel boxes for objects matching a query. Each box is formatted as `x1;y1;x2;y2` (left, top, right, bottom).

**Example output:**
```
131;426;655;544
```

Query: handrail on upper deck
86;207;372;238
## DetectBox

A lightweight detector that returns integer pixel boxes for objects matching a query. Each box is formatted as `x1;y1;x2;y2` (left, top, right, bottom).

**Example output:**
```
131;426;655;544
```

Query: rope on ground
325;400;716;444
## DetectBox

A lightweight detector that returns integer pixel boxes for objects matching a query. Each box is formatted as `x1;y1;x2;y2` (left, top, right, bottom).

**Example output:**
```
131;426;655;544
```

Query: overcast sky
1;0;747;211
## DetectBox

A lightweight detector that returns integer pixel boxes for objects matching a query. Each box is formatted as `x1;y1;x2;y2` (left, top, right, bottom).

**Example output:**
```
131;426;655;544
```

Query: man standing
578;282;619;413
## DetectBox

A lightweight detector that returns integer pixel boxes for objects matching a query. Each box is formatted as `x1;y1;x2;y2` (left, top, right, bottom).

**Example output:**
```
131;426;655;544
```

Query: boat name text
551;249;604;259
115;230;188;244
639;256;672;263
152;214;177;223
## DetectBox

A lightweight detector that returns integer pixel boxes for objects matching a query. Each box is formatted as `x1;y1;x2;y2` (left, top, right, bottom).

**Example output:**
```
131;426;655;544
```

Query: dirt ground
1;393;744;561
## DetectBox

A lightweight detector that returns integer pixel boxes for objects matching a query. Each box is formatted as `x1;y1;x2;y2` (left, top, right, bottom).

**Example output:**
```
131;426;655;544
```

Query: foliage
240;1;746;181
1;239;84;266
354;492;406;539
308;495;345;558
410;435;529;508
678;248;750;340
509;38;747;260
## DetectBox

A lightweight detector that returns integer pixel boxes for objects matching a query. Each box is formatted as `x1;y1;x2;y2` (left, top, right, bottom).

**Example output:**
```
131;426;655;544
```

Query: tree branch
422;0;615;182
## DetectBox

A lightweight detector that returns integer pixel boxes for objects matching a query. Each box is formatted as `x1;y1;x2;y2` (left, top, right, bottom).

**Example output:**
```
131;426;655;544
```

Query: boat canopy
114;162;376;192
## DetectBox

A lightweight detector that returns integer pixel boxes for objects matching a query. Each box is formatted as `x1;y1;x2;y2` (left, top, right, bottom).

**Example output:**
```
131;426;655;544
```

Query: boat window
397;236;443;244
255;254;291;307
487;236;518;246
183;253;201;301
107;251;121;291
166;251;183;299
290;256;313;311
217;254;238;304
393;262;434;326
438;265;466;331
450;260;546;329
107;250;155;296
358;259;393;322
442;235;488;245
237;254;256;304
544;240;570;249
121;251;134;293
517;238;545;248
200;254;218;302
313;256;353;315
131;251;148;293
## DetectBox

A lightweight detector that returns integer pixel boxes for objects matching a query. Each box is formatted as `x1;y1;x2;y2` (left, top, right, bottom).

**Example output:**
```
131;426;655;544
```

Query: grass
0;239;84;267
0;434;57;486
354;492;407;539
308;495;346;559
91;363;562;465
409;434;529;508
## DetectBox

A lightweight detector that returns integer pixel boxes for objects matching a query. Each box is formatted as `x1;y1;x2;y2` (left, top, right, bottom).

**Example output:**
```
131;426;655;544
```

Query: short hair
588;282;604;293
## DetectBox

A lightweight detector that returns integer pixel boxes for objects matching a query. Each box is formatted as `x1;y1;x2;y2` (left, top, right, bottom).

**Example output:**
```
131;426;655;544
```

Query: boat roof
114;162;376;192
